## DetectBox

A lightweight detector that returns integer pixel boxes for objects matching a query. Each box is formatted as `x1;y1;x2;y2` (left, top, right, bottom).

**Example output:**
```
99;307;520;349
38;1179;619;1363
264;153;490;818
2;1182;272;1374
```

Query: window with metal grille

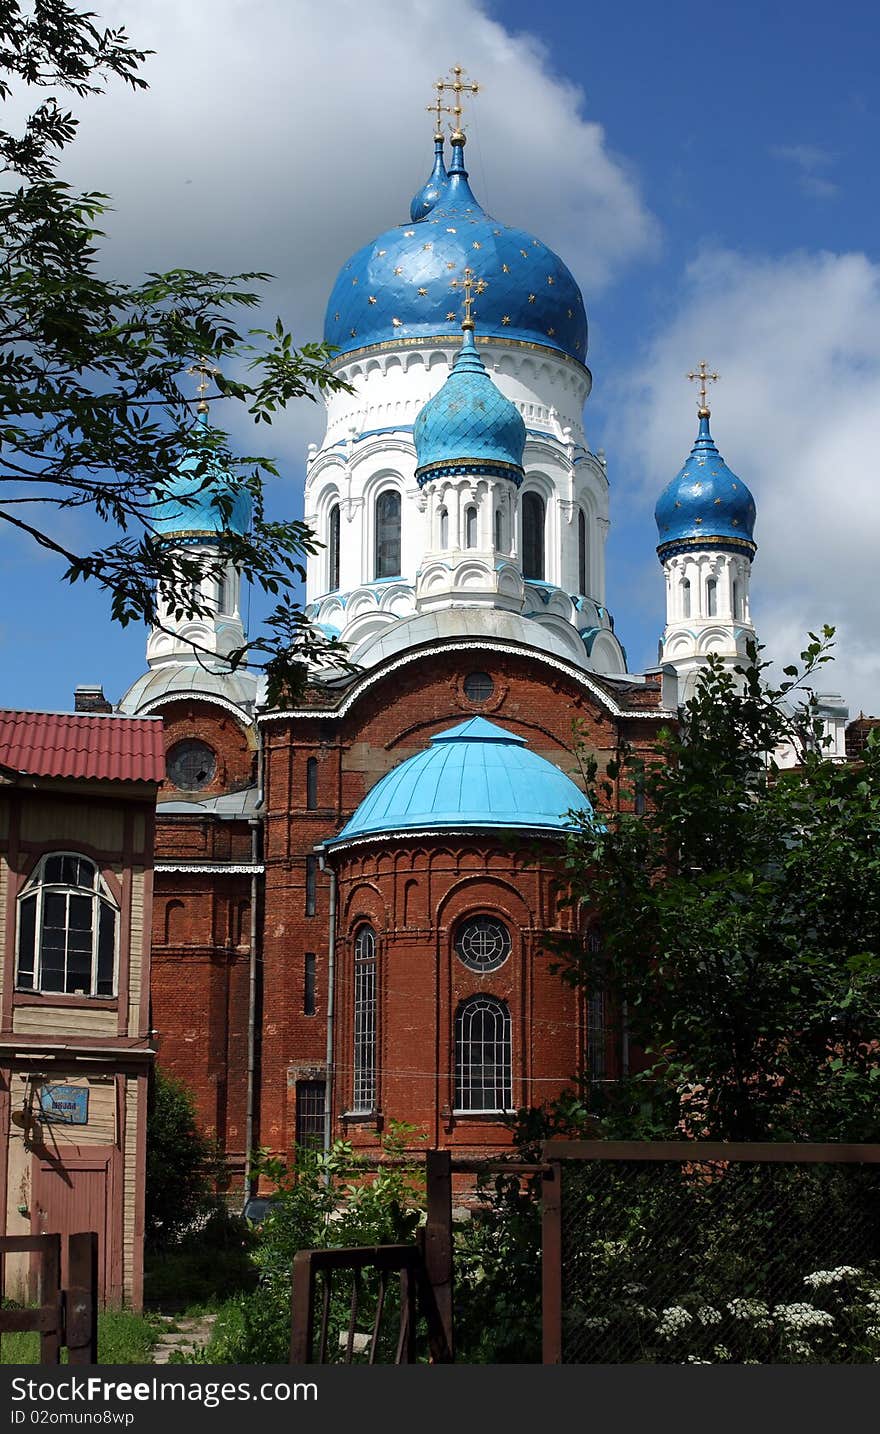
521;491;545;580
374;489;401;579
465;504;477;548
304;952;316;1016
454;996;512;1113
306;757;318;810
454;916;511;973
707;577;718;617
578;507;588;595
305;855;318;917
166;739;216;791
16;853;118;997
463;671;494;704
352;924;377;1114
295;1080;325;1150
328;503;340;592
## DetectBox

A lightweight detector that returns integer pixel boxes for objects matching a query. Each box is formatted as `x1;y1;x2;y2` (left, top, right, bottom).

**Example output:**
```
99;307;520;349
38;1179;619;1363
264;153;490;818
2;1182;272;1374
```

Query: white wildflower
656;1306;693;1337
696;1306;722;1326
727;1297;771;1328
803;1266;863;1288
774;1302;834;1330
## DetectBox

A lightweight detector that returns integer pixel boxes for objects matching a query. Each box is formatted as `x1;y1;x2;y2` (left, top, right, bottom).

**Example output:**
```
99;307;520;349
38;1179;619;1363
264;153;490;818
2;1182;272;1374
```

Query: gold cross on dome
449;266;486;329
433;64;480;139
427;81;454;138
187;359;220;414
687;359;719;414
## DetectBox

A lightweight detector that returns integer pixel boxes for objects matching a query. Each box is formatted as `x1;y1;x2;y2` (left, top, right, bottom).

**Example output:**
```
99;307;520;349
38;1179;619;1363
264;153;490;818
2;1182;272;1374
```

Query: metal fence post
290;1249;316;1363
542;1159;563;1364
38;1234;62;1366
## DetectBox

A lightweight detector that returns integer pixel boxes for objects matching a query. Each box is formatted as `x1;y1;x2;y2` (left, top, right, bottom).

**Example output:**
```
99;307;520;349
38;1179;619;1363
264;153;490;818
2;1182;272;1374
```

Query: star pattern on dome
323;144;589;363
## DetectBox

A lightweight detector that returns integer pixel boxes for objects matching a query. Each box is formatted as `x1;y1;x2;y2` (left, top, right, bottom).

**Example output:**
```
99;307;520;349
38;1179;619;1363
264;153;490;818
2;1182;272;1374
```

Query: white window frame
454;995;512;1114
16;851;119;998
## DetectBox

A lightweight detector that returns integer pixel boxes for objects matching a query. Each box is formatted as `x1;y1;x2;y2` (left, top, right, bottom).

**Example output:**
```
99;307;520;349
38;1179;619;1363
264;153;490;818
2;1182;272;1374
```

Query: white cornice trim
321;823;573;857
137;690;255;725
258;639;675;724
154;862;265;875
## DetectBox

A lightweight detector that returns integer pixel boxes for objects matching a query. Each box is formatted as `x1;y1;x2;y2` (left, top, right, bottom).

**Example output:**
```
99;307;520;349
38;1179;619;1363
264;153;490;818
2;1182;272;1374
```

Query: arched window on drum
521;491;545;581
374;490;401;579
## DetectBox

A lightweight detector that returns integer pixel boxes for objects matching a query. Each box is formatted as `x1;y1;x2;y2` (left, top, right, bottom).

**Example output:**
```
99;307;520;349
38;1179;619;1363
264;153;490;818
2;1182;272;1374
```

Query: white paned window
16;853;118;997
454;996;512;1113
352;924;377;1114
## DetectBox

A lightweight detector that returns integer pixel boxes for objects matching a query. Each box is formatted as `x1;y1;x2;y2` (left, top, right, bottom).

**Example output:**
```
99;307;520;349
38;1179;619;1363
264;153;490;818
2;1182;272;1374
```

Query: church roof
324;135;588;365
324;716;592;847
413;324;525;482
655;410;757;560
151;417;253;540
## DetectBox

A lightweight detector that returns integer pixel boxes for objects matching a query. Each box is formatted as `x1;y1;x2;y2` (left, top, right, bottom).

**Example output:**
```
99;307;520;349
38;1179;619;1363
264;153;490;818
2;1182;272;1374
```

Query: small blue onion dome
410;134;448;221
152;419;253;540
655;409;757;561
324;717;592;847
413;321;526;486
324;134;588;365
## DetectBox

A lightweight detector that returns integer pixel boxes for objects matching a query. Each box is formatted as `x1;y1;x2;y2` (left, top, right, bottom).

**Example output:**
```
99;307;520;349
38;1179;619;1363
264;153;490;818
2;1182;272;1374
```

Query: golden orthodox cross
187;360;220;414
433;65;480;138
427;82;454;138
450;266;487;328
687;359;719;413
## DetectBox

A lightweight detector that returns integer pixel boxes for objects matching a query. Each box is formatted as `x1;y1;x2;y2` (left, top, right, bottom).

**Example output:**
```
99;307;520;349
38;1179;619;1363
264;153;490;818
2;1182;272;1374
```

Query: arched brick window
352;924;377;1114
454;996;512;1113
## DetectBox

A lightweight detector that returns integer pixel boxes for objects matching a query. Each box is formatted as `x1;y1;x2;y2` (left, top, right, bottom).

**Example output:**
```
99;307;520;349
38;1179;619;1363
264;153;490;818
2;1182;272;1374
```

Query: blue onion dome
655;408;757;561
324;133;588;364
152;417;253;540
413;318;526;487
410;134;448;221
324;717;592;847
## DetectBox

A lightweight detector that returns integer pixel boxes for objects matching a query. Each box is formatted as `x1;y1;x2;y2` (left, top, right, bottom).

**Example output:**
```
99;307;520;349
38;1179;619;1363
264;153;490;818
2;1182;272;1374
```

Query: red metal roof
0;709;165;784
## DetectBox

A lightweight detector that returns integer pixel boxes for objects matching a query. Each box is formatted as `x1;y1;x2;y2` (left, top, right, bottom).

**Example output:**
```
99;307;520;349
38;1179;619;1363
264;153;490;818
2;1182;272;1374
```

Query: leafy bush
145;1071;224;1250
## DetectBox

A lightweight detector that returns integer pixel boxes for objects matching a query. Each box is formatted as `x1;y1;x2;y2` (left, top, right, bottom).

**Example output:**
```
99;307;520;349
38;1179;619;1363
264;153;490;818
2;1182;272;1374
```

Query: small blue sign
39;1084;89;1125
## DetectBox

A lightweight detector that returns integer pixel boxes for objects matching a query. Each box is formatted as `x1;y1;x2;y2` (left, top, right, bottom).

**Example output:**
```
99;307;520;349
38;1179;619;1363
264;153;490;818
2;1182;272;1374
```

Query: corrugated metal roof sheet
0;709;165;784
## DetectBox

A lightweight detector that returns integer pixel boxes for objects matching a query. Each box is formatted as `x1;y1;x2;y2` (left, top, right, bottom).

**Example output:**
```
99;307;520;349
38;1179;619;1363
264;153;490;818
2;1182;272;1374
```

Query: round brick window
166;739;217;791
455;917;511;973
463;671;494;704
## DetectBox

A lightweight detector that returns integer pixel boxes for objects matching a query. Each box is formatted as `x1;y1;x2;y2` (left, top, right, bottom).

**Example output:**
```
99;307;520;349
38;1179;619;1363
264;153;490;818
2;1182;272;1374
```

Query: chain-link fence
543;1143;880;1364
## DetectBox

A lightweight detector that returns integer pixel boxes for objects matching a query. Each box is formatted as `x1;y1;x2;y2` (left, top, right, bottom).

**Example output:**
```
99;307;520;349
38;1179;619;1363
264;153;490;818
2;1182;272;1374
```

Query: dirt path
151;1314;216;1364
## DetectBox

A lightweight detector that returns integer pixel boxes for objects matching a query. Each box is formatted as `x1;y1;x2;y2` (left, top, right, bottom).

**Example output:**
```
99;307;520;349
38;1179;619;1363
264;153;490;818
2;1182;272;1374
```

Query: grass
143;1244;258;1313
0;1309;160;1365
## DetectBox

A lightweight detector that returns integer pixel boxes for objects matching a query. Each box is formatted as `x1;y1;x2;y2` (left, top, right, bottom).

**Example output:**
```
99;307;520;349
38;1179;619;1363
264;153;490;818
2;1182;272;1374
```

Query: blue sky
3;0;879;712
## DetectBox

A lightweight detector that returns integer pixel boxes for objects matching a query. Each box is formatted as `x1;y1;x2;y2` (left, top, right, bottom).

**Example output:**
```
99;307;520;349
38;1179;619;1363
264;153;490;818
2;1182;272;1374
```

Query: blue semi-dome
324;717;592;847
325;135;588;365
152;422;253;540
414;323;525;485
410;134;448;221
655;410;757;561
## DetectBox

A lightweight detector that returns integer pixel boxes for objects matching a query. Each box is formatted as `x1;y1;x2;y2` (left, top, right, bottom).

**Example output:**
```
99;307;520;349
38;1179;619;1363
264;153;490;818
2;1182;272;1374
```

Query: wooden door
32;1149;118;1305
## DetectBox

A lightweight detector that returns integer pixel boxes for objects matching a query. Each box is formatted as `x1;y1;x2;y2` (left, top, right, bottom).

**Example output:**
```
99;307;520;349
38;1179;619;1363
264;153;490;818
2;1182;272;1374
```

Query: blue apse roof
655;411;757;560
325;717;592;847
152;425;253;540
324;136;588;365
413;325;526;482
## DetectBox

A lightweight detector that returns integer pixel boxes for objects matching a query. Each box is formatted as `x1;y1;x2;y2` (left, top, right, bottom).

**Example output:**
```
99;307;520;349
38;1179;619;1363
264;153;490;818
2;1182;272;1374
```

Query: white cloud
620;248;880;713
771;144;837;199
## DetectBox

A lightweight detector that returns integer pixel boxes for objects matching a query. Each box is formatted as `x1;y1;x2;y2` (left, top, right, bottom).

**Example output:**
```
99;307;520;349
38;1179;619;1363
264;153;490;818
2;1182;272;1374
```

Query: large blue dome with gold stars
655;411;756;560
324;136;588;366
